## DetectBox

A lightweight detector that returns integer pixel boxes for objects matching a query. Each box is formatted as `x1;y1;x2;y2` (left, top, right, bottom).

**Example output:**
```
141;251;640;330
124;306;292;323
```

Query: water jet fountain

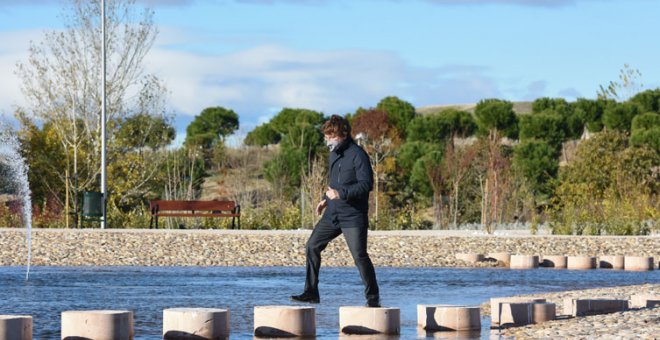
0;124;32;281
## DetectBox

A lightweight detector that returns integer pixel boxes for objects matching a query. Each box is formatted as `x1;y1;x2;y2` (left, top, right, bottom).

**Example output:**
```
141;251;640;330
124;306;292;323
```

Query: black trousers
303;218;380;301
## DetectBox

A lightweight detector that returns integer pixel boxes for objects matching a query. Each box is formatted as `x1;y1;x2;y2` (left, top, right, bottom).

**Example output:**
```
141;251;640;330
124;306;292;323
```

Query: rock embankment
493;284;660;339
0;229;658;267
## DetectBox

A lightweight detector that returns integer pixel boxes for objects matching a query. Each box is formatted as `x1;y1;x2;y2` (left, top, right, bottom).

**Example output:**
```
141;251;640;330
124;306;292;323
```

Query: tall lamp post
101;0;107;229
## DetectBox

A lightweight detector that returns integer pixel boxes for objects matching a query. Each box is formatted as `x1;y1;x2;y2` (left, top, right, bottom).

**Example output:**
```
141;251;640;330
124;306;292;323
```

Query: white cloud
145;31;509;132
2;24;518;134
0;29;42;119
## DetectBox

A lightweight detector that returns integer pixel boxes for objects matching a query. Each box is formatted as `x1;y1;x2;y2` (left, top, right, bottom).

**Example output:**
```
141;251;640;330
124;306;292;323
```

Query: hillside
417;101;533;115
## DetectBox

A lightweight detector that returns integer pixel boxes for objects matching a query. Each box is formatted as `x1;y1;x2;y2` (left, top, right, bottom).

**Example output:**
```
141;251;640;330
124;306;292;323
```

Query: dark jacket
322;137;373;228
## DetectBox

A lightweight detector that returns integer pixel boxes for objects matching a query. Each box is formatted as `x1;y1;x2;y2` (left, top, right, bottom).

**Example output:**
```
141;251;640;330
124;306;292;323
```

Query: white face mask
326;139;340;151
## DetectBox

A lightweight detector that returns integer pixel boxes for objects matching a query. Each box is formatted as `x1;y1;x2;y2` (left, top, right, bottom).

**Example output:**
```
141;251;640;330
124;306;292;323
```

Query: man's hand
316;199;328;216
325;186;340;200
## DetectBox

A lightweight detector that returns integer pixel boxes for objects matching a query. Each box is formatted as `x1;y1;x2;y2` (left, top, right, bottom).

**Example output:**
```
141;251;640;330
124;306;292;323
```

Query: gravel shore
490;284;660;340
0;228;658;267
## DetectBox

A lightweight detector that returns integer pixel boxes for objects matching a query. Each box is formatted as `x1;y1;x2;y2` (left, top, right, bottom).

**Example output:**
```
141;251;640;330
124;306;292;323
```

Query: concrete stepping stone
540;255;567;268
339;306;400;335
498;302;534;327
510;255;539;269
566;256;596;269
630;294;660;308
0;315;32;340
486;252;511;266
494;301;556;328
599;255;624;269
490;297;545;328
563;298;628;317
624;256;654;271
532;302;556;323
163;308;229;340
61;310;133;340
455;253;485;263
253;306;315;338
417;305;480;331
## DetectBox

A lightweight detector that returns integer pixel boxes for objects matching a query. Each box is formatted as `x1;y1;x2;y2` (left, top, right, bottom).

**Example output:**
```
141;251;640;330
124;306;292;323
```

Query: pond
1;266;658;339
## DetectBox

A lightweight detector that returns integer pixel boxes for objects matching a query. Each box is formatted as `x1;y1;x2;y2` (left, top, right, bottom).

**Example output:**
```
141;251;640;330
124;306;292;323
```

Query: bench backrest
150;200;236;212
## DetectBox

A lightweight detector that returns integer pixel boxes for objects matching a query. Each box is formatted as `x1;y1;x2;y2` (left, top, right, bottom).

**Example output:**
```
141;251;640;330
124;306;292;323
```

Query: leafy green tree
518;113;566;154
513;140;558;198
409;148;443;198
444;109;478;139
553;130;658;235
629;89;660;113
407;109;476;144
244;123;280;146
407;115;451;144
532;97;585;140
602;102;640;132
376;96;416;139
14;115;67;206
264;147;308;198
269;108;324;150
396;141;439;181
185;107;239;148
109;113;176;210
632;112;660;131
116;113;175;151
262;108;325;199
532;97;572;116
474;99;518;139
571;98;615;133
630;112;660;150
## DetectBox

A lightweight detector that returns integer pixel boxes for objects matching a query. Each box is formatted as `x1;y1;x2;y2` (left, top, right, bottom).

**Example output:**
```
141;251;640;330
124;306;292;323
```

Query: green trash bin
81;191;103;226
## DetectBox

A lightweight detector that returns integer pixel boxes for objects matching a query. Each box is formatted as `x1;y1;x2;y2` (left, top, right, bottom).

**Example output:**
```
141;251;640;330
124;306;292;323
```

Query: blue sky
1;0;659;143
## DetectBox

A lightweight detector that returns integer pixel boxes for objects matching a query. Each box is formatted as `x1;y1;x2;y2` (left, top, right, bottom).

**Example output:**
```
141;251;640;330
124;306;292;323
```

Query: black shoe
291;292;320;304
366;299;381;308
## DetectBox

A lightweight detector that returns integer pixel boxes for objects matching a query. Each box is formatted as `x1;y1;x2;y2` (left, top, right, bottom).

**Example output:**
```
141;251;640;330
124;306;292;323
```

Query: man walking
291;114;381;308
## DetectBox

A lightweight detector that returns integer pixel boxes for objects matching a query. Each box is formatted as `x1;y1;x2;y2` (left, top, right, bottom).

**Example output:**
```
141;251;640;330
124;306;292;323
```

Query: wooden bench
149;200;240;229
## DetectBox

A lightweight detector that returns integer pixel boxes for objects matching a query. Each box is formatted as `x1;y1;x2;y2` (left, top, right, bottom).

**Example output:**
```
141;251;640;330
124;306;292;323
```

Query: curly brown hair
321;115;351;138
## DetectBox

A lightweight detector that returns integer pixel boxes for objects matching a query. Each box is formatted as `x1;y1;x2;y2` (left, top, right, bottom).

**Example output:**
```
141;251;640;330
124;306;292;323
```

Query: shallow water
0;266;658;339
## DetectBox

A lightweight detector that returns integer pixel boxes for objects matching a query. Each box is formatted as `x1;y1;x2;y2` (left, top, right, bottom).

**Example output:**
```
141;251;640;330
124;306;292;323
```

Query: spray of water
0;125;32;281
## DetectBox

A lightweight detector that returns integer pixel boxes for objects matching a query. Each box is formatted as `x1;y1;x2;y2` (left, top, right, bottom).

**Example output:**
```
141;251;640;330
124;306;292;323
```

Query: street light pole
101;0;107;229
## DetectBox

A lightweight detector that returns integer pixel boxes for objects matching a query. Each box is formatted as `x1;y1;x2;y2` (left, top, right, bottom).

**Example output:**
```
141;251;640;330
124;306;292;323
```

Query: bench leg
237;216;240;230
231;216;235;230
155;216;159;229
149;216;153;229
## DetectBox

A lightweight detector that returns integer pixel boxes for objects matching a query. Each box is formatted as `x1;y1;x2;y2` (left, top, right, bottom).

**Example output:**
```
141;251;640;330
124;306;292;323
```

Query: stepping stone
532;302;556;323
490;297;545;327
498;302;534;327
540;255;567;268
563;298;628;317
0;315;32;340
510;255;539;269
630;294;660;308
61;310;133;340
455;253;485;263
253;306;315;338
599;255;624;269
417;305;480;331
163;308;229;340
339;306;400;335
487;252;511;266
624;256;654;271
566;256;596;270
